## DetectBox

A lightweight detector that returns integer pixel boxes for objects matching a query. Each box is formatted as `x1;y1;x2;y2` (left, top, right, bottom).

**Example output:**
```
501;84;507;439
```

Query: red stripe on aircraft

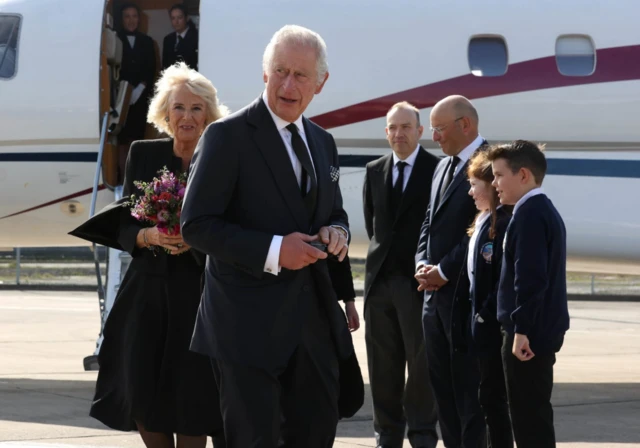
310;45;640;129
0;185;106;220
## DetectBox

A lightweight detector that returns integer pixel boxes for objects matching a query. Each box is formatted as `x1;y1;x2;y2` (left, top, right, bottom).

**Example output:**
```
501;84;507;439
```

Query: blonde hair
262;25;328;85
147;62;230;137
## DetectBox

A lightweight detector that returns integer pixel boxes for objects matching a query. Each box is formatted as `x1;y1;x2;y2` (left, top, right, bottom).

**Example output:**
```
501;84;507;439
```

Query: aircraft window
468;36;508;77
556;35;595;76
0;14;21;79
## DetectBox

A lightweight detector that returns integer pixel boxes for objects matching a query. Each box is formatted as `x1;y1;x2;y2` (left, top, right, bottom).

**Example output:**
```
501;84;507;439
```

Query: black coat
162;24;198;70
118;31;156;142
363;147;439;304
68;139;219;435
180;96;364;418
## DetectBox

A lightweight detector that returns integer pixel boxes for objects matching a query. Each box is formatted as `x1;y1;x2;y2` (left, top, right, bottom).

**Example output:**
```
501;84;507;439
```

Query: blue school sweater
497;192;570;354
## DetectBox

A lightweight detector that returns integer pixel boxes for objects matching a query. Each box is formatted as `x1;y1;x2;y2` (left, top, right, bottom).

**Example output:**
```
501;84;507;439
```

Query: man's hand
512;333;535;361
279;232;327;270
318;226;348;261
415;264;433;291
345;301;360;332
415;265;448;291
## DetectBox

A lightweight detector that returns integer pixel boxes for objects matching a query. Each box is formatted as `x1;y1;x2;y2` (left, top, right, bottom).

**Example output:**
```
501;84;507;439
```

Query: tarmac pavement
0;291;638;447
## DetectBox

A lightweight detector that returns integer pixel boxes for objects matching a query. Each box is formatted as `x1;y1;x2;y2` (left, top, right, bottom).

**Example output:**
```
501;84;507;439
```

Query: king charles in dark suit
181;25;361;448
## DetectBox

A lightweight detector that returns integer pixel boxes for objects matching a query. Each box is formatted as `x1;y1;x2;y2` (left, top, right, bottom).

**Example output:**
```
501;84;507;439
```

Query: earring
164;117;169;122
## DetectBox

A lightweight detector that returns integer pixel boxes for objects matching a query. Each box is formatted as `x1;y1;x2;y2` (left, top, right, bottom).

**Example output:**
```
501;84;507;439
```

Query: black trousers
423;300;485;448
212;292;340;448
501;331;560;448
365;274;438;448
476;353;513;448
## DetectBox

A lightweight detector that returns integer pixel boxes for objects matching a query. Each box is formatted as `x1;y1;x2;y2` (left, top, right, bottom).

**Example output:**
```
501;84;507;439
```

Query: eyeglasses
429;117;464;134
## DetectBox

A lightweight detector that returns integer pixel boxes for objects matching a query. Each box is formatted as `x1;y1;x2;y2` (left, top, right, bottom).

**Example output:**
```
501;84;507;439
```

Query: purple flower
157;210;170;223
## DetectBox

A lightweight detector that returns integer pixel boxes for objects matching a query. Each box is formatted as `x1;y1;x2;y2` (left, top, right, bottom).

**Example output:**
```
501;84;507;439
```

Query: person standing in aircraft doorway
117;2;156;184
162;4;199;71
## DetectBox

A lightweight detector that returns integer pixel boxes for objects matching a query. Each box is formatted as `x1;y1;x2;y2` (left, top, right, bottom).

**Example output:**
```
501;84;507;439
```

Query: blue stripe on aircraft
1;152;639;179
340;155;640;179
0;152;98;162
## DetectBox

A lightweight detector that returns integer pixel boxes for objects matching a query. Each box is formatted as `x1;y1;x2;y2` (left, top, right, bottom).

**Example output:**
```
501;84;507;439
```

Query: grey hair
147;62;230;137
262;25;329;84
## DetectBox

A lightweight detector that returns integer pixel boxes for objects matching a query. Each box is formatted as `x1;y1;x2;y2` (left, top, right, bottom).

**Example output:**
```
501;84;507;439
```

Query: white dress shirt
178;27;189;40
454;134;485;177
513;187;545;215
467;210;491;292
261;91;320;276
392;144;420;191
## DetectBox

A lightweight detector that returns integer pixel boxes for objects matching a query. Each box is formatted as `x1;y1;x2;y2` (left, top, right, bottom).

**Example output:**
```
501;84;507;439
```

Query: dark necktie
175;34;182;51
286;123;317;218
391;161;407;216
438;156;460;207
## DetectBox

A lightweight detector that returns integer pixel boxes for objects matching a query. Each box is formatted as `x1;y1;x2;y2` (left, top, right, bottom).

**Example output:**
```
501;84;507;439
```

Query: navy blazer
415;140;487;311
451;207;511;354
498;194;570;355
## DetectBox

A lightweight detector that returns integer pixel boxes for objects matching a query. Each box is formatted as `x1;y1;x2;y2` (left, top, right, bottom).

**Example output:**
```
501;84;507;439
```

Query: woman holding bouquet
70;62;229;448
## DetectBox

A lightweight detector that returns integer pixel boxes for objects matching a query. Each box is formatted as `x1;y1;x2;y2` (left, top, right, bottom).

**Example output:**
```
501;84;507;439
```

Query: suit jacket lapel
248;97;309;231
435;158;470;215
430;158;447;222
379;154;394;222
303;118;328;231
394;147;424;223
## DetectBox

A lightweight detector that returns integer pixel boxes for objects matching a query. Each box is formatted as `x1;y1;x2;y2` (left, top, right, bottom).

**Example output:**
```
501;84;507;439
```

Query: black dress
70;138;222;437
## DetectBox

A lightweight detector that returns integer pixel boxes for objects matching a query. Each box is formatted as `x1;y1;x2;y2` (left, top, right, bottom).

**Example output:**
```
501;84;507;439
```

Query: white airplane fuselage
1;0;639;274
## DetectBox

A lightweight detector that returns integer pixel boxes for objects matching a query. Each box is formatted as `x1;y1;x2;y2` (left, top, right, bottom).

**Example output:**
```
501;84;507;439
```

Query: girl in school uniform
464;150;514;447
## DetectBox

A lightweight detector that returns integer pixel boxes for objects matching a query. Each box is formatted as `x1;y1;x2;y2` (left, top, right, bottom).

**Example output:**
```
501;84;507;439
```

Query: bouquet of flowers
127;166;187;236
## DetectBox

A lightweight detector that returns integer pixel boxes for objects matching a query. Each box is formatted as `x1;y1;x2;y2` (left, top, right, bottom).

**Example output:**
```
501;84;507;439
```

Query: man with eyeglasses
415;95;487;448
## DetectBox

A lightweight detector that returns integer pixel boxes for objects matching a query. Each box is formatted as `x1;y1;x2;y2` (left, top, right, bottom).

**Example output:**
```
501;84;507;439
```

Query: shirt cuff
437;264;449;282
331;225;349;241
264;235;283;276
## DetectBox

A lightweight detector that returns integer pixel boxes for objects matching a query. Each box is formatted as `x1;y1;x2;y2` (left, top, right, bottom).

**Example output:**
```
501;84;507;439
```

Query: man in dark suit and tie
415;95;487;448
162;4;198;70
116;2;156;184
180;25;356;448
363;102;439;448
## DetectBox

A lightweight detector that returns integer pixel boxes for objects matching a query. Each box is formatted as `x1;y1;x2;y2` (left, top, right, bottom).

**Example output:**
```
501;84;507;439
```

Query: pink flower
157;210;170;223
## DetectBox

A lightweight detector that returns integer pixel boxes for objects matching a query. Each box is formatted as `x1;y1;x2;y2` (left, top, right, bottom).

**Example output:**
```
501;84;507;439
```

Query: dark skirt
90;251;220;436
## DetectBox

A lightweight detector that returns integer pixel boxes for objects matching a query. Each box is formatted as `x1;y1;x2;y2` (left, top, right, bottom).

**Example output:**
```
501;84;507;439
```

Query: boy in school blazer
488;140;570;448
